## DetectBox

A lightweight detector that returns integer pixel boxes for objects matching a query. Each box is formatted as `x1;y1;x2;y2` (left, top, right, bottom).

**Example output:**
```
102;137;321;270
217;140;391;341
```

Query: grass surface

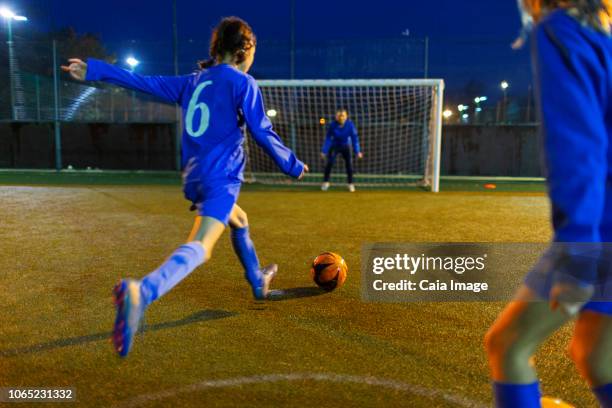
0;181;595;407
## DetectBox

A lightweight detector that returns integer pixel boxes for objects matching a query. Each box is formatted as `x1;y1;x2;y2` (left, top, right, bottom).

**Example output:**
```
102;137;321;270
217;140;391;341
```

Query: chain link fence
0;34;539;172
1;39;177;124
0;37;431;124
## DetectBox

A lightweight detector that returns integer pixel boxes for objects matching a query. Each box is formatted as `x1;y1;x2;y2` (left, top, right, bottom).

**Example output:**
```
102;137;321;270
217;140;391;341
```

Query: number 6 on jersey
185;81;212;137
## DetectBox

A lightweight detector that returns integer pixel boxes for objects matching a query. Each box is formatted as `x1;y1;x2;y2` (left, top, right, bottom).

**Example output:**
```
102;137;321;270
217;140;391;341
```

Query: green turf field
0;175;596;407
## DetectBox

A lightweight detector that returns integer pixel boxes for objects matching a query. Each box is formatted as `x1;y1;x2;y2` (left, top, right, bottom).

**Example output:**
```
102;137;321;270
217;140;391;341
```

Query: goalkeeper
320;109;363;192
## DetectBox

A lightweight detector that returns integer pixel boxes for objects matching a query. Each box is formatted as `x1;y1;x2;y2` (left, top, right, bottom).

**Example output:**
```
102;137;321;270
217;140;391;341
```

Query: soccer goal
244;79;445;192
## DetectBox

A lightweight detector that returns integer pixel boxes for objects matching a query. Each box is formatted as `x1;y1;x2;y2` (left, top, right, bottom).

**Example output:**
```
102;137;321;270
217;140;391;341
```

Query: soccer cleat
112;279;145;358
321;182;330;191
252;264;278;300
348;183;356;192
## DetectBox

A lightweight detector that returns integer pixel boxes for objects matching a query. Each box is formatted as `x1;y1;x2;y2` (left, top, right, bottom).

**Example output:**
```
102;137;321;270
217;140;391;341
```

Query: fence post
290;0;296;80
424;37;430;79
35;75;41;121
7;18;15;120
110;89;115;122
52;40;62;171
526;85;532;123
172;0;182;171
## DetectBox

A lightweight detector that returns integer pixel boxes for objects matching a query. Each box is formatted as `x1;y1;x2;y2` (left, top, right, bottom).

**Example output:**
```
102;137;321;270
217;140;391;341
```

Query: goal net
245;79;444;192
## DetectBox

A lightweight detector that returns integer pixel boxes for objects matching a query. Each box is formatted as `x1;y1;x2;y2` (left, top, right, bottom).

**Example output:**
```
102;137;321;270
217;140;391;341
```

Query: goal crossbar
258;79;444;87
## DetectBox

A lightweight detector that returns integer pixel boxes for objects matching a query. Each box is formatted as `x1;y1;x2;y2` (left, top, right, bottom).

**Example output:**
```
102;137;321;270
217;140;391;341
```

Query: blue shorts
525;248;612;315
183;178;241;226
582;301;612;314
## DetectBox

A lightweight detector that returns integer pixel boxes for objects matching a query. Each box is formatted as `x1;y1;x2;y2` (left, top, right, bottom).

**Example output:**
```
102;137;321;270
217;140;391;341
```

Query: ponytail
198;58;216;70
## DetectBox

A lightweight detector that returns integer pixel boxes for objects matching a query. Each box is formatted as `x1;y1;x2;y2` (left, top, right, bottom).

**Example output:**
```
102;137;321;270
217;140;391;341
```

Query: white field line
114;372;487;408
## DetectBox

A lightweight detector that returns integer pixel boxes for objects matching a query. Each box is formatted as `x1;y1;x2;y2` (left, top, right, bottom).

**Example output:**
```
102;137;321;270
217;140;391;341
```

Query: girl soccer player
320;108;363;192
485;1;612;407
62;17;308;358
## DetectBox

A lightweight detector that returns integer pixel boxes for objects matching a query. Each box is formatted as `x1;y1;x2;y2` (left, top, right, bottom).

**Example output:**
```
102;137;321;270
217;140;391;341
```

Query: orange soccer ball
310;252;347;291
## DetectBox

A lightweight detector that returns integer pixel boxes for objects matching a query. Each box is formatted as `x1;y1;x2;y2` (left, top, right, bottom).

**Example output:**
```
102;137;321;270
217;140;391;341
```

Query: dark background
3;0;531;104
0;1;540;176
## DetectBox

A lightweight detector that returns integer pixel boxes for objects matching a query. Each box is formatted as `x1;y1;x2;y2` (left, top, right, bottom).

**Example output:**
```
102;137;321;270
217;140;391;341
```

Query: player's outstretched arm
61;58;88;81
61;58;191;105
242;77;307;179
351;122;363;159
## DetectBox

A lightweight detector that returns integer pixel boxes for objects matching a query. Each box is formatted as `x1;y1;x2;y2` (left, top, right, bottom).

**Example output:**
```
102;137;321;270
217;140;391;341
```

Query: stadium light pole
474;96;487;124
424;36;429;79
457;104;469;124
290;0;295;79
1;6;28;120
526;84;533;122
126;56;140;69
172;0;181;171
443;109;453;122
288;0;298;152
172;0;178;77
501;81;509;97
126;56;139;121
500;81;509;123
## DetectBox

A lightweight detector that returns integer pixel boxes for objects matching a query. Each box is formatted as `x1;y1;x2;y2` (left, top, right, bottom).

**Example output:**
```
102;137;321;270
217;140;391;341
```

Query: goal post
245;79;445;192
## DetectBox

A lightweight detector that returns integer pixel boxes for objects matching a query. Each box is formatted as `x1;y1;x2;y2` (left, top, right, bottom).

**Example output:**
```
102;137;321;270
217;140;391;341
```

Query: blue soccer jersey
321;120;361;154
85;60;305;224
533;10;612;243
525;9;612;314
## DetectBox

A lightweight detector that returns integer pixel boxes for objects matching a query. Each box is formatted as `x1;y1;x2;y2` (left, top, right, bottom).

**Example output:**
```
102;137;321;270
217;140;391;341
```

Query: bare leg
228;204;249;229
187;215;226;262
485;285;571;383
569;311;612;387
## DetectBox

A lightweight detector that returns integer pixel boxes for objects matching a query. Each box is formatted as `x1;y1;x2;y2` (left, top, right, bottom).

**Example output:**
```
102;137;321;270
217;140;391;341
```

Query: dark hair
525;0;611;32
198;17;257;70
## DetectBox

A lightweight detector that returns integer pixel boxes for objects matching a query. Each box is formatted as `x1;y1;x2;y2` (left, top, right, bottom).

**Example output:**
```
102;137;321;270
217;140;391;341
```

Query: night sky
7;0;531;103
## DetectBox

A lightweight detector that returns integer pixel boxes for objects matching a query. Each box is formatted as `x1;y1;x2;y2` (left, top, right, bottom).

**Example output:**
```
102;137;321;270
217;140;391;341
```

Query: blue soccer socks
139;242;206;307
593;383;612;408
493;382;540;408
230;226;263;289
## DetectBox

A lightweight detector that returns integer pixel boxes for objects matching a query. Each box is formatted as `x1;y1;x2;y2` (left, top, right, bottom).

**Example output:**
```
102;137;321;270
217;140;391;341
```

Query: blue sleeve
534;16;608;243
350;122;361;153
241;77;304;178
85;58;191;104
322;126;333;154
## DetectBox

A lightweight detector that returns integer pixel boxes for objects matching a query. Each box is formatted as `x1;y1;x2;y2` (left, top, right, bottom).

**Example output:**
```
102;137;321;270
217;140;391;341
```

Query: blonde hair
522;0;611;33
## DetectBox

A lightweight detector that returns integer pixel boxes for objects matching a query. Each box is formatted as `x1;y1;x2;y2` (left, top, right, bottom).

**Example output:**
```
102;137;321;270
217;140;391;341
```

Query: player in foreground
62;17;308;357
485;1;612;407
320;108;363;192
